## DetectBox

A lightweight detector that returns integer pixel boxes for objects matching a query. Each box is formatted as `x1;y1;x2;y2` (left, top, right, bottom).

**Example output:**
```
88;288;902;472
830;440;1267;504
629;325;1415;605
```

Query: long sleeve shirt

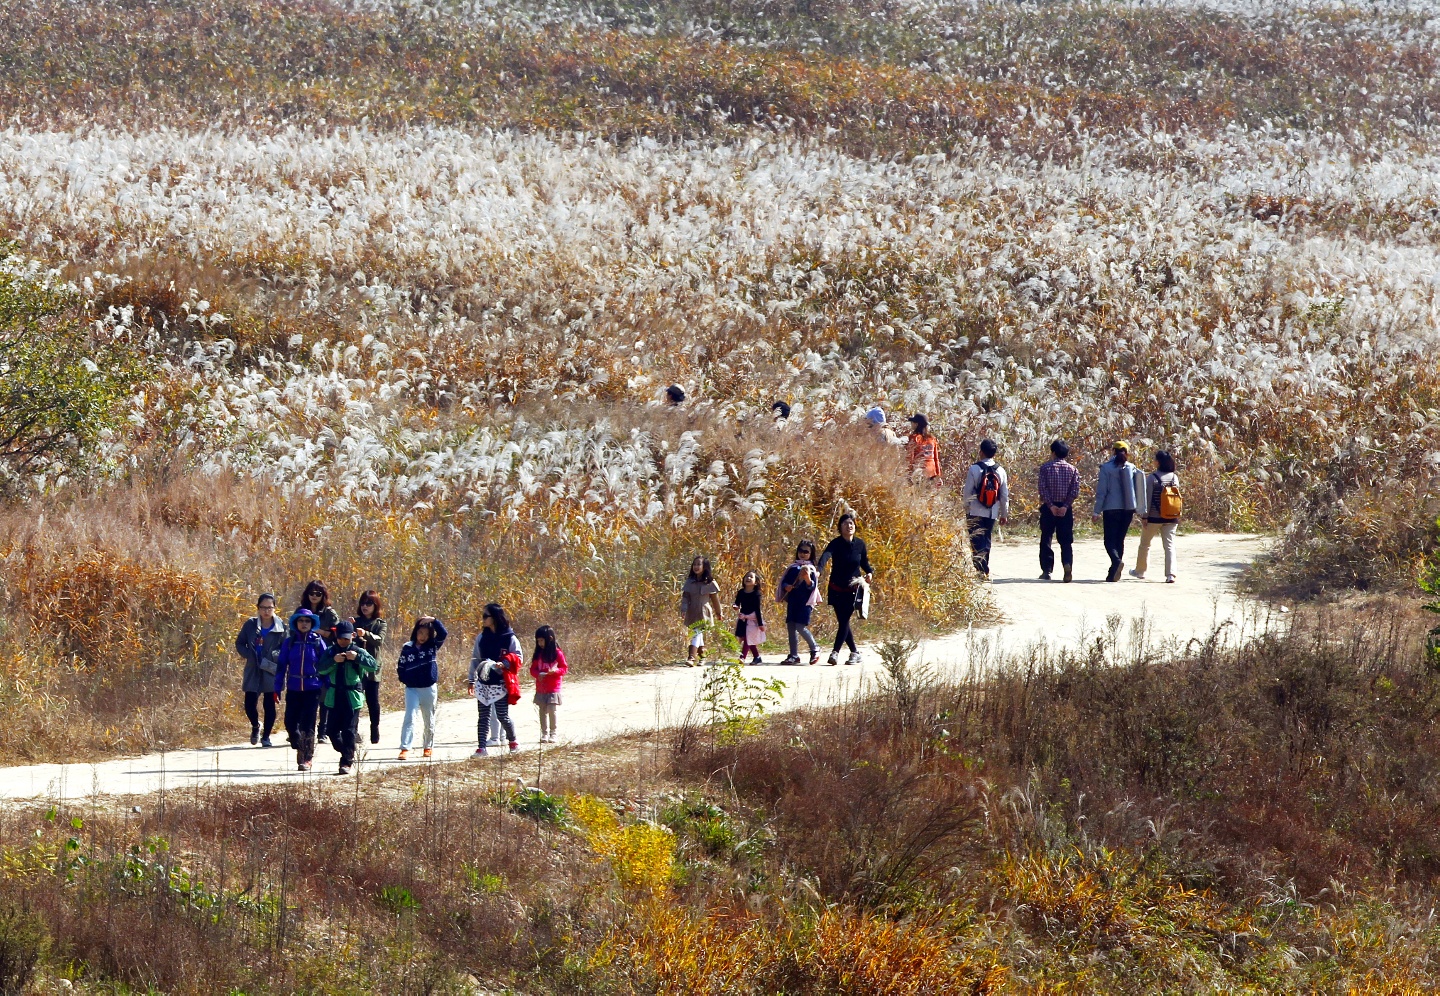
817;536;872;592
963;460;1010;520
1037;459;1081;509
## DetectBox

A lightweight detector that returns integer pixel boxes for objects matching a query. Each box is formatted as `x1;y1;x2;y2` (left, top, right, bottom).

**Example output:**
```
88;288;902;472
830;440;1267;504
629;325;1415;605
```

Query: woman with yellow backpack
1133;451;1182;583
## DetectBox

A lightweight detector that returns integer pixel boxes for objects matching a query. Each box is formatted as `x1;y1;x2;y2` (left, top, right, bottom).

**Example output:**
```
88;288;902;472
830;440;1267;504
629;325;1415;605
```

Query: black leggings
362;676;382;736
477;698;516;746
831;603;857;655
243;691;276;735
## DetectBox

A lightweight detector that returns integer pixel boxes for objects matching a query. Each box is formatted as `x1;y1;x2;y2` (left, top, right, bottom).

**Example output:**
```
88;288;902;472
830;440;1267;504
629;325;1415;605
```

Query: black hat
771;400;791;419
665;384;686;404
334;620;356;638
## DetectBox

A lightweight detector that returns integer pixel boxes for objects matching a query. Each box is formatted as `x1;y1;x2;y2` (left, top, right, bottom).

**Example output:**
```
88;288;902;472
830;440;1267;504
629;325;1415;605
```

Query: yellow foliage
569;795;675;892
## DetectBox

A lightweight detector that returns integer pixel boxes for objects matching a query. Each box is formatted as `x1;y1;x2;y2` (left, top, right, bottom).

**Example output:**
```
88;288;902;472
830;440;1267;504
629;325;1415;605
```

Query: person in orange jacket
906;413;943;485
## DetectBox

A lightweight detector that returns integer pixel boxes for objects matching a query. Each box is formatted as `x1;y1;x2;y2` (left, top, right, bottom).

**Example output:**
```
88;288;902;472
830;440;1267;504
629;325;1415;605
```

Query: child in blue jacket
275;608;327;770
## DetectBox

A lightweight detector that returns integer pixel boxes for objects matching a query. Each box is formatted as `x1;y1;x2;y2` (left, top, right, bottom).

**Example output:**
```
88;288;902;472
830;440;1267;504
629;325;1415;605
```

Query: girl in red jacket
530;626;568;744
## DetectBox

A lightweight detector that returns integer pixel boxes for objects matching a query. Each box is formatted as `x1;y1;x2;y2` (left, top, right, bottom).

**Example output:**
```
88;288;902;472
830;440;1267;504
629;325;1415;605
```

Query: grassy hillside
1;602;1438;993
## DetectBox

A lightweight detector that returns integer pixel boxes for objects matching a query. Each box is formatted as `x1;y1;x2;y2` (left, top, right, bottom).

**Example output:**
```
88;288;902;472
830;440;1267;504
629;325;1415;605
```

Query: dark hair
979;438;998;458
1050;439;1069;459
688;557;713;584
795;539;817;560
1155;450;1176;474
534;625;560;664
300;580;330;610
771;400;791;419
256;592;276;607
665;384;686;404
908;413;929;434
410;617;436;644
837;512;856;532
483;602;511;633
356;590;384;618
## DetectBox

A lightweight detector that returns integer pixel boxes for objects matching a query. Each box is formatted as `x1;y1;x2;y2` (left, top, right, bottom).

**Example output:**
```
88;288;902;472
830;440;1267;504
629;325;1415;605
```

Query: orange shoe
397;749;409;760
422;748;433;758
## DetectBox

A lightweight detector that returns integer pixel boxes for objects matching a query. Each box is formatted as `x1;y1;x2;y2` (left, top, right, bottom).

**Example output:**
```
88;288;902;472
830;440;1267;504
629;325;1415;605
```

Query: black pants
317;703;329;742
327;698;360;767
362;676;382;741
283;689;320;764
830;602;857;655
244;691;277;737
967;515;996;575
1102;510;1135;579
1039;507;1074;575
478;697;516;747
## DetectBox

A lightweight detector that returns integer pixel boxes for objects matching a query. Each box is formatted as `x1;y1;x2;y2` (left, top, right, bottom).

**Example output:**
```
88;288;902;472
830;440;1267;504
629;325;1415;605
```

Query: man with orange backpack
962;438;1010;580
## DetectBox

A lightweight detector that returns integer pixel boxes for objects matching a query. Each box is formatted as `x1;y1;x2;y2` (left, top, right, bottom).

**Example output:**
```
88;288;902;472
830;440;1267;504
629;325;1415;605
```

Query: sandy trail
0;531;1270;801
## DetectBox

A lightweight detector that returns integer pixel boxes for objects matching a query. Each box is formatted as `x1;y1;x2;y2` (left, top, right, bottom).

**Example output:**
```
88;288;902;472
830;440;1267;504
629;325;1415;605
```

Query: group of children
235;583;568;775
679;527;869;668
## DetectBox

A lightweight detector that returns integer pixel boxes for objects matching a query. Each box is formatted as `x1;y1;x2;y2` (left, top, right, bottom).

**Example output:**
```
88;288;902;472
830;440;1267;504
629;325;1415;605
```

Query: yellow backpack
1157;475;1183;519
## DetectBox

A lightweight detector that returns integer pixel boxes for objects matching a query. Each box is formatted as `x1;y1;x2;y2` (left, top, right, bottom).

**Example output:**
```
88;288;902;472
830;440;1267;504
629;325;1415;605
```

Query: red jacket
530;649;568;695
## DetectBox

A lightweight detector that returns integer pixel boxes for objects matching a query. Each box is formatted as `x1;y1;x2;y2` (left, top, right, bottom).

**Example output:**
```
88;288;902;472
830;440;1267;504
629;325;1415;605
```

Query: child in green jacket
318;621;380;775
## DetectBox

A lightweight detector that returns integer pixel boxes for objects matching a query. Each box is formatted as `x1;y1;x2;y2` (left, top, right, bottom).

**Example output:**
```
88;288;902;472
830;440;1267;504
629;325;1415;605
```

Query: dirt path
0;532;1270;801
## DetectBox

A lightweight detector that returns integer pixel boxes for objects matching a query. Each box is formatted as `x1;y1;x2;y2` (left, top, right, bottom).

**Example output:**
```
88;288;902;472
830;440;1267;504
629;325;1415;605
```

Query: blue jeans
400;685;438;750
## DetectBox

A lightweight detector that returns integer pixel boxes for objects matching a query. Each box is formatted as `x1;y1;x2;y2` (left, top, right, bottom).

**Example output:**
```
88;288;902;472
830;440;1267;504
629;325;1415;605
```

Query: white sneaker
1129;569;1145;579
846;652;862;666
1166;575;1176;584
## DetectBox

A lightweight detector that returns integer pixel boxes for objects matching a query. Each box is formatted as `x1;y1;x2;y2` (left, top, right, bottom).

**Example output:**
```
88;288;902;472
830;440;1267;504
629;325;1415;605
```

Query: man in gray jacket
963;438;1010;579
1091;440;1145;582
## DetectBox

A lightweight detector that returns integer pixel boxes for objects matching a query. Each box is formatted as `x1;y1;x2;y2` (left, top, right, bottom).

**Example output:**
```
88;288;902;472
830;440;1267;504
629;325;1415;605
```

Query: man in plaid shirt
1037;439;1080;582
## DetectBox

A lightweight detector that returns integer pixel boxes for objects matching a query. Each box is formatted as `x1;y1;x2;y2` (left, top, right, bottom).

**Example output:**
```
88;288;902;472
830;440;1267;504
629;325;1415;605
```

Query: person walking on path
274;608;327;771
1036;440;1080;582
350;591;387;745
963;439;1010;579
1133;451;1182;583
317;621;380;776
776;540;822;665
817;514;873;666
733;571;767;665
235;593;286;747
395;615;447;760
906;414;943;484
1093;441;1146;582
680;557;723;665
297;581;341;744
469;603;523;755
530;626;567;744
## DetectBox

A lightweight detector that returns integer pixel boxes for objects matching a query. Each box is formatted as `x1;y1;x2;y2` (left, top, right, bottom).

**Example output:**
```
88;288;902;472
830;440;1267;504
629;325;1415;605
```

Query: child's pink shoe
508;741;519;753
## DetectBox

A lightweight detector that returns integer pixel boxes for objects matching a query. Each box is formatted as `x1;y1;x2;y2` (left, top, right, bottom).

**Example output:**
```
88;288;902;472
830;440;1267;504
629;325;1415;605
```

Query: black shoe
250;727;259;746
1039;572;1052;581
370;729;380;745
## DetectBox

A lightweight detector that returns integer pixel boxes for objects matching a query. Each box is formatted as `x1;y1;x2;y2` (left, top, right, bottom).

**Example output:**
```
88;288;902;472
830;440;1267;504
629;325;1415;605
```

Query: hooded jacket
396;618;449;688
317;642;380;712
274;610;327;694
236;614;287;694
530;648;568;696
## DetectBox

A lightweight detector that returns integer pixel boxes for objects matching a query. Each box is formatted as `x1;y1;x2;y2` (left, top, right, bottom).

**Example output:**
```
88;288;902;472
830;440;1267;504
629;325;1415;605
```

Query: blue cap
865;407;886;425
